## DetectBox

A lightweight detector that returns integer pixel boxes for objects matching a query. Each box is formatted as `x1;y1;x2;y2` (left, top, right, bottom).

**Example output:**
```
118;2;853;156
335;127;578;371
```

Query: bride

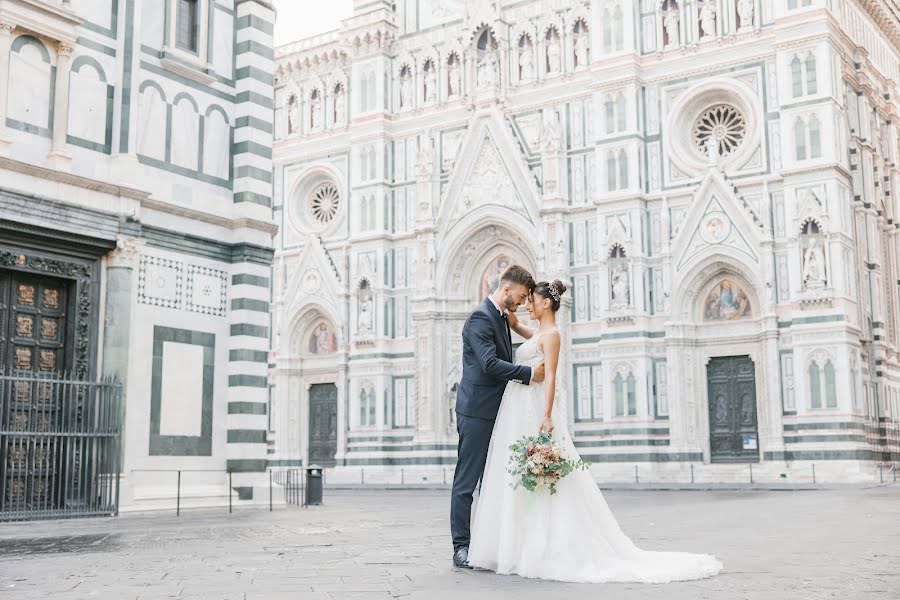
467;279;723;583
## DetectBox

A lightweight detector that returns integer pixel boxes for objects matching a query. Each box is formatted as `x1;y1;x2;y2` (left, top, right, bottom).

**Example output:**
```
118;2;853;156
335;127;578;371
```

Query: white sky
273;0;354;46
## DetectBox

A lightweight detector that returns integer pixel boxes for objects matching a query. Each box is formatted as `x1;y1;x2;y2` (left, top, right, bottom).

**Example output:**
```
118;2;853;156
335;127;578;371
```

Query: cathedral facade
272;0;900;483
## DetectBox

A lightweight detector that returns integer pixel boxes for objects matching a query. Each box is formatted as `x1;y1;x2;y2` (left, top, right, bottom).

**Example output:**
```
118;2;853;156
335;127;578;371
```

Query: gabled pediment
284;236;342;318
674;170;766;273
437;110;541;238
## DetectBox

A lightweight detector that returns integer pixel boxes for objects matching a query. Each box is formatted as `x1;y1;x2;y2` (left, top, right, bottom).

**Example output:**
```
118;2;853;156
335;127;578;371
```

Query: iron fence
0;371;121;521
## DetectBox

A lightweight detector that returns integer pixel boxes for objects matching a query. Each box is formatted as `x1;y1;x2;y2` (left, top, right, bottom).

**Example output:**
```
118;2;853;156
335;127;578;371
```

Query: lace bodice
514;330;550;367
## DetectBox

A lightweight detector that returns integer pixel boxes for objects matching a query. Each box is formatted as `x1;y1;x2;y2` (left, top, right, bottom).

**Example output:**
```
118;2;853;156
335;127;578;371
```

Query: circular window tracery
692;104;746;158
308;182;341;226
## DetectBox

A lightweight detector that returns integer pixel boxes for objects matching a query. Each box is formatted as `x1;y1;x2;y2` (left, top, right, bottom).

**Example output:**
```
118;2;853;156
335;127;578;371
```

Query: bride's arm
507;310;535;339
539;331;561;433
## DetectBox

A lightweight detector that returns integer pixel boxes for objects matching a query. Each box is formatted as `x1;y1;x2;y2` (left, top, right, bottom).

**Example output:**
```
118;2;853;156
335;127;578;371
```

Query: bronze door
0;271;69;513
707;355;760;463
308;383;337;467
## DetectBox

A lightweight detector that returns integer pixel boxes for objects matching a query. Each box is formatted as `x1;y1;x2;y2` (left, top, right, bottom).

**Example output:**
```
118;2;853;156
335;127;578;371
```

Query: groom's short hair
500;265;536;291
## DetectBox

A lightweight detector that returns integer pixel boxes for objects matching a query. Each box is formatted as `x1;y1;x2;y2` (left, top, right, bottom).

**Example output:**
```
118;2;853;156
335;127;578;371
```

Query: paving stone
0;488;897;599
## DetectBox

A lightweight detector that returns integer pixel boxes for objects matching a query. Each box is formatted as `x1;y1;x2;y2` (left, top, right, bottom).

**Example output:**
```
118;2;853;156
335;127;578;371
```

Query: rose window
692;104;746;158
308;182;340;225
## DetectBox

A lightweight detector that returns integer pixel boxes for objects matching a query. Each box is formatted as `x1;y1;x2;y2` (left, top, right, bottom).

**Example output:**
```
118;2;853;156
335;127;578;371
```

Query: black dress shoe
453;546;472;569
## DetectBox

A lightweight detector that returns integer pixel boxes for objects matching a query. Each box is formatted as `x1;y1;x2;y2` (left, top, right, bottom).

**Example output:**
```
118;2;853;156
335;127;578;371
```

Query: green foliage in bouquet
507;430;590;495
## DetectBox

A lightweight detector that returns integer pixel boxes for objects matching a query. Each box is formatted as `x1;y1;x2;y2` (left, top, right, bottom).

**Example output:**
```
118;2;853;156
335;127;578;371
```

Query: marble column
48;42;74;167
0;22;15;151
102;237;143;471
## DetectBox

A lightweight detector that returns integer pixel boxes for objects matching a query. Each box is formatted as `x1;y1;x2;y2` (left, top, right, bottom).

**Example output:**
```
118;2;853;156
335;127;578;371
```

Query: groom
450;265;545;568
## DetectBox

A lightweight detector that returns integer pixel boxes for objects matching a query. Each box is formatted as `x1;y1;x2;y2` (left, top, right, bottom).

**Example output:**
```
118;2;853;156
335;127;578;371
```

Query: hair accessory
548;282;560;302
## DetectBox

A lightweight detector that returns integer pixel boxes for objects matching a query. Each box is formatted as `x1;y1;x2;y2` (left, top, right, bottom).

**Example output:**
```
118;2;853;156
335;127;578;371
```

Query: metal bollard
401;468;405;485
362;467;365;485
269;470;273;512
229;471;233;514
879;465;884;484
749;463;754;484
634;465;639;484
812;463;816;485
690;464;694;484
176;470;181;517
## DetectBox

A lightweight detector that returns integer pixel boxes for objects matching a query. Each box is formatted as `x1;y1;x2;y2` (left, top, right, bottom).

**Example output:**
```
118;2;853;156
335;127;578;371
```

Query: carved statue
664;8;680;47
358;295;374;333
310;93;322;129
448;58;461;96
540;110;561;153
287;96;299;134
700;1;717;38
400;69;413;108
546;34;561;74
803;237;826;289
334;87;345;125
738;0;755;30
611;266;630;308
424;65;437;103
417;140;435;178
519;45;535;81
477;52;497;88
574;32;590;67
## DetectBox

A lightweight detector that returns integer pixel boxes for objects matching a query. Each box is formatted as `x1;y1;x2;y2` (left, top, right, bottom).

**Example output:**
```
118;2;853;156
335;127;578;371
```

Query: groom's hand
507;310;519;328
532;362;545;383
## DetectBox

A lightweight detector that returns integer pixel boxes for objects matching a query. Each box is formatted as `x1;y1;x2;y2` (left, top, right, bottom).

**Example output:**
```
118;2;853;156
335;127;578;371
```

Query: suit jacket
455;298;533;420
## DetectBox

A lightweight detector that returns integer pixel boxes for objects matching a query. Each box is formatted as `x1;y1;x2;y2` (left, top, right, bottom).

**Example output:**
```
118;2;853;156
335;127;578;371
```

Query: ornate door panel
0;270;69;513
707;355;759;463
0;272;67;374
308;383;337;467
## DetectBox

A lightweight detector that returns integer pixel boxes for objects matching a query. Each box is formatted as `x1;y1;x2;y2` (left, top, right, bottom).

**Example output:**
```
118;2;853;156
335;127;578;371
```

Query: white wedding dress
468;332;723;583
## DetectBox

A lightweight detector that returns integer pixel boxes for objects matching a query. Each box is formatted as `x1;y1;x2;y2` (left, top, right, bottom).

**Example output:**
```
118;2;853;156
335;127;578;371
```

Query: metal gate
0;371;121;521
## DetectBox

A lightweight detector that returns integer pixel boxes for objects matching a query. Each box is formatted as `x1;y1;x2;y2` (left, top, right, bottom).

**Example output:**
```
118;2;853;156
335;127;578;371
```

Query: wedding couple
449;265;723;583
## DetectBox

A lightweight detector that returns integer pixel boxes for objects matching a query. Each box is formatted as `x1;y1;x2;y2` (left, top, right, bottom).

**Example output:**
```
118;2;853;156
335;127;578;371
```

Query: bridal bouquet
507;430;589;495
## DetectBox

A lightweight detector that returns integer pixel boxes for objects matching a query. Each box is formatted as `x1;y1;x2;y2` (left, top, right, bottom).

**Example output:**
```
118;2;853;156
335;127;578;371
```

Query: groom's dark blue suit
451;298;533;551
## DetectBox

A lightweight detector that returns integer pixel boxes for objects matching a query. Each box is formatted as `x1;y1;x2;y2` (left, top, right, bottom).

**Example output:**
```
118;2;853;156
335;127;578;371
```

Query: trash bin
305;466;323;506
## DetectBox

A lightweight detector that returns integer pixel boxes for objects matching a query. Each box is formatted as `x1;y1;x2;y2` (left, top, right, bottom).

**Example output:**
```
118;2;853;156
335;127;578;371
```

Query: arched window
791;52;818;97
607;150;628;191
602;9;613;54
794;118;808;160
805;54;818;94
613;367;637;416
359;382;376;427
808;354;838;409
604;93;627;134
617;149;628;189
791;56;803;98
606;151;617;191
808;116;822;158
613;5;624;50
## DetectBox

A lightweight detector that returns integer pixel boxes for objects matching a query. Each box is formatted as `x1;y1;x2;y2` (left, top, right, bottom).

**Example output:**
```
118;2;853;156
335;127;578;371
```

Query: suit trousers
450;413;496;550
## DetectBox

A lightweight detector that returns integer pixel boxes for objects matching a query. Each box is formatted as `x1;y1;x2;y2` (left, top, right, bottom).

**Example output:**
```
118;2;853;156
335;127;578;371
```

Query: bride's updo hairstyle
533;279;567;312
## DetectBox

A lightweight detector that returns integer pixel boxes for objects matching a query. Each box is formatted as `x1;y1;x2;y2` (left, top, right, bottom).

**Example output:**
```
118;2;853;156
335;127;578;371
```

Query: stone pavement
1;486;898;600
